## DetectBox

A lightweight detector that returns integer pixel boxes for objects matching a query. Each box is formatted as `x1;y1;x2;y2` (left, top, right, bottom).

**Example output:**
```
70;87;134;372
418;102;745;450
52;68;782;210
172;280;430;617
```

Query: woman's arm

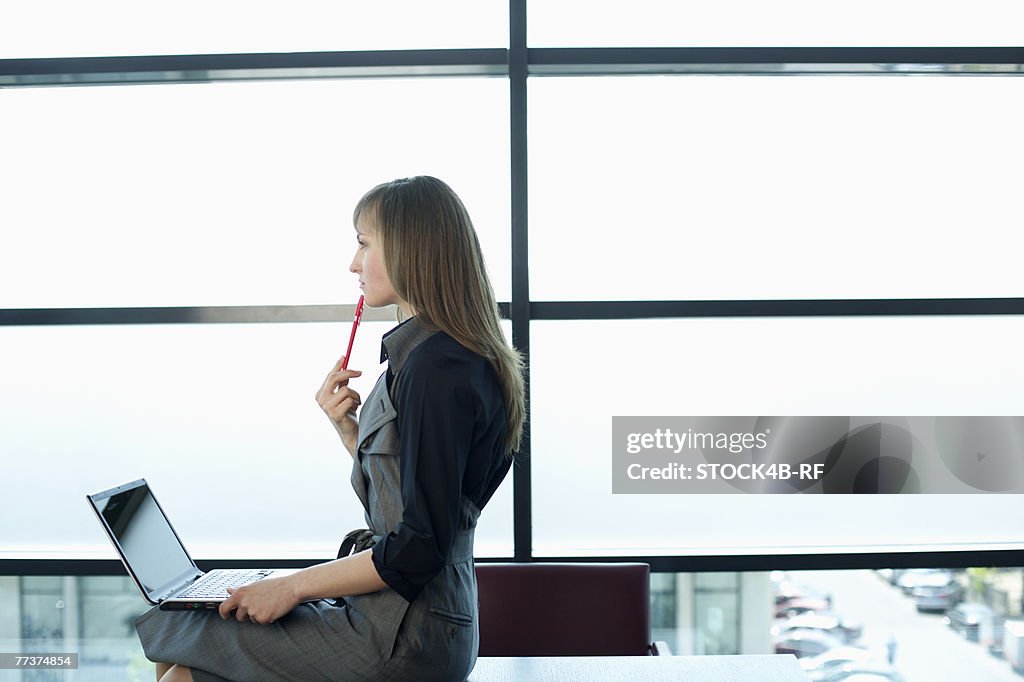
290;550;388;601
315;360;363;458
218;551;387;624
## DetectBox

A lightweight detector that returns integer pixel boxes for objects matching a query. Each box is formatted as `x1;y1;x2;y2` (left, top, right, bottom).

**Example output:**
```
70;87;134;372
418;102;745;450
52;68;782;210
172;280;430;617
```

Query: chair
475;562;671;656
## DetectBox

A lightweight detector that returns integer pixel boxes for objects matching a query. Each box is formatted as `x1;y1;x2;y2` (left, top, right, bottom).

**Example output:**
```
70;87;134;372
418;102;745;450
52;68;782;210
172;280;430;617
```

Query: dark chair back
476;562;652;656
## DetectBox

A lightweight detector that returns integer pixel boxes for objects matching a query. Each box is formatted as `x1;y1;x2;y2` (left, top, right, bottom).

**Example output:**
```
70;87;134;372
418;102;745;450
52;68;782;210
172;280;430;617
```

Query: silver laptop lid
87;479;202;605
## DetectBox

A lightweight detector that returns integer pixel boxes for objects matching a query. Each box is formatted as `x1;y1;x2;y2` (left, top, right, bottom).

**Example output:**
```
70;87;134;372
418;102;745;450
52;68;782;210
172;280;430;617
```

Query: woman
137;176;526;681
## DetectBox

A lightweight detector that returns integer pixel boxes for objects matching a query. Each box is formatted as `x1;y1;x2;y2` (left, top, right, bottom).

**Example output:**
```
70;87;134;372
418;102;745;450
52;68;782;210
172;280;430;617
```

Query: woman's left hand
218;576;300;625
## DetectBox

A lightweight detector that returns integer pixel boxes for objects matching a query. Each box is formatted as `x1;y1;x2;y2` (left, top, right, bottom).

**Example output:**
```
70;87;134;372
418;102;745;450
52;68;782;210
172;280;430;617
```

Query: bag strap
337;528;377;559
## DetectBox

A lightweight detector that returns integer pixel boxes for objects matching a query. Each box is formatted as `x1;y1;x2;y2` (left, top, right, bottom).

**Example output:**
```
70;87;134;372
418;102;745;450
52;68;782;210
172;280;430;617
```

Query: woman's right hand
315;356;363;455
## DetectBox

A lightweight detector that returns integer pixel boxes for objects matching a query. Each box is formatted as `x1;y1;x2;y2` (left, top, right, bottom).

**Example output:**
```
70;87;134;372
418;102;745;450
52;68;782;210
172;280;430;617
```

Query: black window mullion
509;0;532;563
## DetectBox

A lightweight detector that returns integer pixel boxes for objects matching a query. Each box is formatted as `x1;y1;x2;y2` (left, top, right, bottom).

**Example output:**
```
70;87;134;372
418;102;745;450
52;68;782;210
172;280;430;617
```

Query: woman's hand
315;356;362;455
218;576;300;625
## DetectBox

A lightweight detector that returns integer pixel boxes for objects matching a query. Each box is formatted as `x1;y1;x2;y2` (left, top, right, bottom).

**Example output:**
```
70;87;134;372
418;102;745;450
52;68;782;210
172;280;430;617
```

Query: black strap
337;528;377;559
327;528;379;606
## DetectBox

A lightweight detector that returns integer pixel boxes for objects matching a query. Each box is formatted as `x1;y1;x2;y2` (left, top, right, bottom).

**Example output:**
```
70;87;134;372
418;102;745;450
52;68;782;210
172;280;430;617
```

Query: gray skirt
135;595;476;682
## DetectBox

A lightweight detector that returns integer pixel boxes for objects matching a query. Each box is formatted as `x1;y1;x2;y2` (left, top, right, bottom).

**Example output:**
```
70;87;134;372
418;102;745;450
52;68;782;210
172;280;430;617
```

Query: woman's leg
155;662;172;680
158;664;194;682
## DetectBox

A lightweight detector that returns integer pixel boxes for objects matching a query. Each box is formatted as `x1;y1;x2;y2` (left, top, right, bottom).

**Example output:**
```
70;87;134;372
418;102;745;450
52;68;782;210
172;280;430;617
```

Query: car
776;597;833;619
775;579;833;607
944;602;1003;651
772;613;863;643
819;661;904;681
895;568;950;595
821;671;904;682
774;629;845;658
911;572;963;612
798;645;877;681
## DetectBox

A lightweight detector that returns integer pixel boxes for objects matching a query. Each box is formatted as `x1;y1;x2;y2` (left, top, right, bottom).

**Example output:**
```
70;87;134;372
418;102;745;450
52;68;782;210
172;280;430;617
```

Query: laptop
87;478;300;611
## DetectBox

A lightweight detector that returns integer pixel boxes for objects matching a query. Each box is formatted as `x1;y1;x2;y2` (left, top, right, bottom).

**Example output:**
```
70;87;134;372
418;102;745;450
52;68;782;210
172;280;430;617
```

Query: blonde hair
353;176;526;454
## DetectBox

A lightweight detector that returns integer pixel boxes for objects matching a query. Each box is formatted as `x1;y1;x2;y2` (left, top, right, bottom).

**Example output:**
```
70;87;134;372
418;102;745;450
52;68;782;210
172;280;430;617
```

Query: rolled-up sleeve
371;353;476;602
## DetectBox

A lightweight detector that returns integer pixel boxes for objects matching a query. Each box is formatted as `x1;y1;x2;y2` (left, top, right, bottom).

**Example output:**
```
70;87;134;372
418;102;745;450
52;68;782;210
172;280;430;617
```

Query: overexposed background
3;6;1022;562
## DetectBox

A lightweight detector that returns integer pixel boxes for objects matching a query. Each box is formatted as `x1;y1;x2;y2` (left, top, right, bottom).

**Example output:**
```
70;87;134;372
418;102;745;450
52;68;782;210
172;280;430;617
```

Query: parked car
944;602;1002;652
896;568;950;595
776;597;832;619
774;629;844;658
944;602;992;641
775;580;833;607
911;572;963;612
798;645;876;681
820;668;904;682
772;613;863;643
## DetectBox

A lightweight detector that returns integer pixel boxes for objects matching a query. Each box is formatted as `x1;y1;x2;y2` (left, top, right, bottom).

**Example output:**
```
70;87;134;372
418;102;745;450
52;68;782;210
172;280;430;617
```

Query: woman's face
350;215;405;310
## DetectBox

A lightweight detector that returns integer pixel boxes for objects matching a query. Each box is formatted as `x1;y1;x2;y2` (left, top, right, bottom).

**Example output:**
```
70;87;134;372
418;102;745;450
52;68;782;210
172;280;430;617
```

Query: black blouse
369;317;511;602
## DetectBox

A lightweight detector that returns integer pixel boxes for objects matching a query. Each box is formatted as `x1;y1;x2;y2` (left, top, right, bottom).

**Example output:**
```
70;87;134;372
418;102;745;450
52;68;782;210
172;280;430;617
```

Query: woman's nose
349;251;360;274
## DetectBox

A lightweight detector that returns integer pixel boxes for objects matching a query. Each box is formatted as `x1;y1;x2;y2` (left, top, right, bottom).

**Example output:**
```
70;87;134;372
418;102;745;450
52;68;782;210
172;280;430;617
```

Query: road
788;569;1020;681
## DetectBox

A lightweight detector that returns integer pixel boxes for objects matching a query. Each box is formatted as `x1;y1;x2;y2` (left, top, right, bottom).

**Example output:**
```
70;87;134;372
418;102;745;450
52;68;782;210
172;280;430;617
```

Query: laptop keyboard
179;569;274;598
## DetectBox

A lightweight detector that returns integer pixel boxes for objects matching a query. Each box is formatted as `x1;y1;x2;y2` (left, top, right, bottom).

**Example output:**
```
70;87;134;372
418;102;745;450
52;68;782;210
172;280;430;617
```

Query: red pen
342;294;365;370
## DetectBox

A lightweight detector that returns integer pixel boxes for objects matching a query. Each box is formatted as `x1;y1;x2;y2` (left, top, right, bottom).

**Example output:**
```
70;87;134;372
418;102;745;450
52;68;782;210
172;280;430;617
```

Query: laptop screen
90;480;196;600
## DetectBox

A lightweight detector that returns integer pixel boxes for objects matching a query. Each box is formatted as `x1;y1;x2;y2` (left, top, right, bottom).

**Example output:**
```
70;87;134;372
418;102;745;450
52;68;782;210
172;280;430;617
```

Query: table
468;654;809;681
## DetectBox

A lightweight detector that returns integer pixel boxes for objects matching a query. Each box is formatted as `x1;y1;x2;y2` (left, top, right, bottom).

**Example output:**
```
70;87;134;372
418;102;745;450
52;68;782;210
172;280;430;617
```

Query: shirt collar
380;316;437;372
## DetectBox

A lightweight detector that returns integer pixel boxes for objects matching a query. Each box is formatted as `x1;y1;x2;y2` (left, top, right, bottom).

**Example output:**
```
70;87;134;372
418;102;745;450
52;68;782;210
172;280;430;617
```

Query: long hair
353;176;526;455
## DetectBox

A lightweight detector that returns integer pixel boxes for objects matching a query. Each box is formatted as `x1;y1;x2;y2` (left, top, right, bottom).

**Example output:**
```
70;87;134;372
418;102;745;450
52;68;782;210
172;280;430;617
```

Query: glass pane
2;575;169;679
765;569;1019;679
694;573;740;655
1;1;506;58
530;0;1024;47
530;318;1024;557
0;78;510;307
529;75;1024;301
5;568;1021;680
0;320;514;559
653;567;1022;680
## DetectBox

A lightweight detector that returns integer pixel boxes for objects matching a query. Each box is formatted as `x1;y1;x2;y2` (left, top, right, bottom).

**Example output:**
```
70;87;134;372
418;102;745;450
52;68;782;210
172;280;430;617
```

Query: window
529;0;1024;47
0;321;514;560
1;1;507;58
1;78;510;308
529;75;1024;301
531;317;1024;557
